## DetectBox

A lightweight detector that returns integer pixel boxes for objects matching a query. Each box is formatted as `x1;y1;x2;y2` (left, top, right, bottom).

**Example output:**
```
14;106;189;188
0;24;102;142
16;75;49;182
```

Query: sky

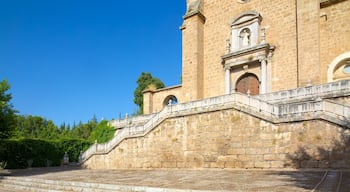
0;0;185;125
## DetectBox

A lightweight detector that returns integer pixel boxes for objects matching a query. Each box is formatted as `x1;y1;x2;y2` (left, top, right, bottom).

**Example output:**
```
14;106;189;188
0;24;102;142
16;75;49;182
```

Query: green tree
0;80;17;139
70;116;98;139
133;72;165;114
88;120;115;143
13;115;60;140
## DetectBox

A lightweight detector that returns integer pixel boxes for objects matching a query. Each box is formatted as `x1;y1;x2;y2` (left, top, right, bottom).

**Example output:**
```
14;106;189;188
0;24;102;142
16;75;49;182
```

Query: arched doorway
235;73;260;95
163;95;178;106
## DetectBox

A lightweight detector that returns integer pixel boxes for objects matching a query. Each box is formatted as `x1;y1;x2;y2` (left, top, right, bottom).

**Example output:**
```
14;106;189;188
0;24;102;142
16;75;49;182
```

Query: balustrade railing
109;113;155;129
81;82;350;162
276;101;322;117
257;80;350;103
322;100;350;121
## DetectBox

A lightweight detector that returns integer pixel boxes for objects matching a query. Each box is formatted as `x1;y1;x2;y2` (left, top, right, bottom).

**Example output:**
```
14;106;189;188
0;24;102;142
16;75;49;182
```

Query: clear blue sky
0;0;185;125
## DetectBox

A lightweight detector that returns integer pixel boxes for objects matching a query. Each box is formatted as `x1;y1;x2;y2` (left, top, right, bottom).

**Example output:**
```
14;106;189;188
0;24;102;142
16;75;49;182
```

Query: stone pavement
1;167;350;191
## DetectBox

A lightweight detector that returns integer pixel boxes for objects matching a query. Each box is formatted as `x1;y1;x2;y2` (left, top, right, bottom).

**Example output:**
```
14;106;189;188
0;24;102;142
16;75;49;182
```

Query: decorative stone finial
226;39;231;54
306;79;312;87
260;27;266;44
186;0;202;14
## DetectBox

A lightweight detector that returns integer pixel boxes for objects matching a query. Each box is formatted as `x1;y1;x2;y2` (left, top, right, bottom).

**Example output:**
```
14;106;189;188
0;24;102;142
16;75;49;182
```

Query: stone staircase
80;80;350;163
0;176;204;192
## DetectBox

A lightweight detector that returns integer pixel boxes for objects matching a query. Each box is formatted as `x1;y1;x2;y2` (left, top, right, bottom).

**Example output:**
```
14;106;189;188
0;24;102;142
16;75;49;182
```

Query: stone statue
63;152;69;165
241;29;250;47
78;151;83;163
186;0;202;14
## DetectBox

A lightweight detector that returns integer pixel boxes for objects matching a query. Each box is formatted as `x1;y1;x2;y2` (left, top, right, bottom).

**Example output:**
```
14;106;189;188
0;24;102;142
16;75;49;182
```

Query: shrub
0;138;91;169
89;120;115;143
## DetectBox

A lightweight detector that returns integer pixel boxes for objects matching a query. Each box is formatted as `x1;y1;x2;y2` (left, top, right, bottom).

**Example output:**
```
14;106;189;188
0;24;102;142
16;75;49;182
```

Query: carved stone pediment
231;11;262;28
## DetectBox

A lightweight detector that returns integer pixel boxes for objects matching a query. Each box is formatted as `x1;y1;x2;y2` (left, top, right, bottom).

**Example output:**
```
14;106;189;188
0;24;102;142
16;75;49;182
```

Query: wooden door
236;73;259;96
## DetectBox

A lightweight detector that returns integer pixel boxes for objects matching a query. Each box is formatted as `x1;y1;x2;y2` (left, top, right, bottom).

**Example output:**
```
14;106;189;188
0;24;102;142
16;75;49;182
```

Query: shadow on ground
266;126;350;191
0;165;81;177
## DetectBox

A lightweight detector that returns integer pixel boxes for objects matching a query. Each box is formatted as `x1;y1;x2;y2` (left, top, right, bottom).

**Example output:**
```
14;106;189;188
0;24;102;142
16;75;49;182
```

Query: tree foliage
133;72;165;114
0;138;91;169
70;116;98;140
13;115;59;139
0;80;17;139
89;120;115;143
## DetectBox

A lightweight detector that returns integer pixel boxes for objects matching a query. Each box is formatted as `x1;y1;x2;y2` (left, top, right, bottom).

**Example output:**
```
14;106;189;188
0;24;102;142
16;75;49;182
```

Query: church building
143;0;350;114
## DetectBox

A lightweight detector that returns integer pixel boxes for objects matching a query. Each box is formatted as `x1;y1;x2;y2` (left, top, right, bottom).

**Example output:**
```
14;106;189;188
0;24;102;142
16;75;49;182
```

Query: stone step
0;183;61;192
0;177;64;192
0;176;123;192
0;184;26;192
0;176;213;192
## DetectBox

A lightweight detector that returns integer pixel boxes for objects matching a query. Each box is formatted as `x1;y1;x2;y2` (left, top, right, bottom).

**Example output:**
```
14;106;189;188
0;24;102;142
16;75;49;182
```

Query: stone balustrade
256;80;350;103
81;84;350;163
109;113;156;129
323;100;350;122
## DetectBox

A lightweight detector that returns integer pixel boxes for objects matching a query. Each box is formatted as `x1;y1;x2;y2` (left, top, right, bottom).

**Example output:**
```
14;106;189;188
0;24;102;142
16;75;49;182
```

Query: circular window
343;65;350;74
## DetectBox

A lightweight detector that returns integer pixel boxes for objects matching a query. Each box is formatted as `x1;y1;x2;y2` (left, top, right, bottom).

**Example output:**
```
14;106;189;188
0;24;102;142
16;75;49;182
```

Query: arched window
343;64;350;74
327;52;350;82
163;95;178;106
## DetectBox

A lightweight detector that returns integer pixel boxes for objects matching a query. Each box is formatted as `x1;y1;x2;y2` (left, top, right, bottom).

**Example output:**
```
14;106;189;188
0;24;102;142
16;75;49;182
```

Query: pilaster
297;0;320;86
181;2;206;102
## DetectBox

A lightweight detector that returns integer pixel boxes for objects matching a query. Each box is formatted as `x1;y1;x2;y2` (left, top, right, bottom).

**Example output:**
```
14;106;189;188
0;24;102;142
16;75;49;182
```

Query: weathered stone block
227;148;245;155
270;161;286;168
161;162;177;168
254;161;271;168
300;160;319;168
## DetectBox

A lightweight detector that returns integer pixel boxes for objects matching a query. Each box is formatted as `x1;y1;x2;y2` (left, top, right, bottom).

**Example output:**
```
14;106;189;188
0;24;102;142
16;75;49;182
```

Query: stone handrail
81;91;350;162
109;113;156;129
82;107;172;161
276;100;322;116
256;80;350;103
322;100;350;122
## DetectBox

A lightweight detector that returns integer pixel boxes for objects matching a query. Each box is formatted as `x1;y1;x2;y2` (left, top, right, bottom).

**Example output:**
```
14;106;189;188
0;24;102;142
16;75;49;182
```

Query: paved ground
1;167;349;191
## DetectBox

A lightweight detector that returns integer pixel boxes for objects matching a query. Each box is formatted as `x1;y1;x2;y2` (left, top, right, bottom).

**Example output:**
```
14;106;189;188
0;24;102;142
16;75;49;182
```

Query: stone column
225;67;231;94
260;58;267;94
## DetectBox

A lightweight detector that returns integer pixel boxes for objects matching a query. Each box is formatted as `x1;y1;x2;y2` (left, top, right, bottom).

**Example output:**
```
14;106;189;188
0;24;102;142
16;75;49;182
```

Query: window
163;95;178;106
343;64;350;74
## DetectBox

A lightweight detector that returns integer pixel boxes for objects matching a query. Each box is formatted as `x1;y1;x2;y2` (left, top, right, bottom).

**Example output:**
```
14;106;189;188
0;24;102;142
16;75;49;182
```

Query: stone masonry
144;0;350;114
84;106;350;169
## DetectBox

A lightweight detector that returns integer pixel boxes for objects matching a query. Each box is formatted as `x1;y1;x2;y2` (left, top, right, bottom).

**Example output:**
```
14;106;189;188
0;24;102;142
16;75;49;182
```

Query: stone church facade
143;0;350;114
82;0;350;169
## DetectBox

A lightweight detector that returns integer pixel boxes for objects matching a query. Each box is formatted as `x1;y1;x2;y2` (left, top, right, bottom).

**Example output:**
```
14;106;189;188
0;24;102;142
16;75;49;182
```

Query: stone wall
83;107;350;169
320;1;350;82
